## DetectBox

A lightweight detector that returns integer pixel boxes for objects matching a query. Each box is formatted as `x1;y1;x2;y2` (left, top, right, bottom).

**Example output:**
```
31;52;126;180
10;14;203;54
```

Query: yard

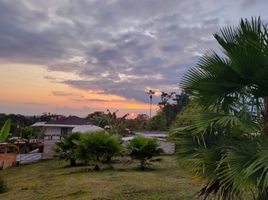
0;156;199;200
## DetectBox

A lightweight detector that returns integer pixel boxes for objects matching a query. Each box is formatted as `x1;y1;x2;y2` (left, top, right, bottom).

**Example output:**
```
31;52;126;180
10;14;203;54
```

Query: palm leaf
0;119;11;141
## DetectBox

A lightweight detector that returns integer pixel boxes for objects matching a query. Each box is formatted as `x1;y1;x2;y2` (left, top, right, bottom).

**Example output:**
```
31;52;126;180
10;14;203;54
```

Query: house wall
159;141;175;154
43;127;73;159
44;127;61;135
43;140;59;159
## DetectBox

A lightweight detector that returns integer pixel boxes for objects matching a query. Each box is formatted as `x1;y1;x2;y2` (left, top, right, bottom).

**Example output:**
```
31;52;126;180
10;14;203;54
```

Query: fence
16;153;42;164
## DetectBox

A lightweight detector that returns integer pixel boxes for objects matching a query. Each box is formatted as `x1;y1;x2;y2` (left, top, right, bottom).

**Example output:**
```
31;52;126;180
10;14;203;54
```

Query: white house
32;116;103;159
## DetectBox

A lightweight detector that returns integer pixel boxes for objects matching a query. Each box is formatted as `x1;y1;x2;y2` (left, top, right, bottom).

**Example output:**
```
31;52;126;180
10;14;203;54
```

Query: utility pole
147;90;155;118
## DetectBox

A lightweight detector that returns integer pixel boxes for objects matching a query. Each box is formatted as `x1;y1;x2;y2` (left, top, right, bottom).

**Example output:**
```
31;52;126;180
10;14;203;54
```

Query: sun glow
0;63;156;116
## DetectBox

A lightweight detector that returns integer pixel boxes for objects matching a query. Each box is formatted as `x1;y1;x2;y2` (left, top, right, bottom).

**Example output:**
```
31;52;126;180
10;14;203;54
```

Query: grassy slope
0;156;199;200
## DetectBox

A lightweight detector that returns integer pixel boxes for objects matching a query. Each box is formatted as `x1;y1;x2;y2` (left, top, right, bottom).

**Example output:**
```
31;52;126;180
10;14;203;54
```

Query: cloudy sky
0;0;267;117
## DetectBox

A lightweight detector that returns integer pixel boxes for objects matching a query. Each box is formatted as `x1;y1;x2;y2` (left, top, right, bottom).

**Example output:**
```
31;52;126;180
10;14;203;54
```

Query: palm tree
181;17;268;133
54;132;81;166
126;136;163;170
76;131;121;170
173;17;268;199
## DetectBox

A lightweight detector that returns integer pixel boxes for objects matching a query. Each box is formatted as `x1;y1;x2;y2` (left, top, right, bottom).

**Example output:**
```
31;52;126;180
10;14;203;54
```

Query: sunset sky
0;0;267;117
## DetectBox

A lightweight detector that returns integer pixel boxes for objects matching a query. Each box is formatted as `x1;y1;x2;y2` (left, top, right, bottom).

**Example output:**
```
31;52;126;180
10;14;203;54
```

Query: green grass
0;156;199;200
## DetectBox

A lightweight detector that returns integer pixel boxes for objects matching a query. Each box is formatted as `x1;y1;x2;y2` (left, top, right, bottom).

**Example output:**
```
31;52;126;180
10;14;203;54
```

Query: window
61;127;68;136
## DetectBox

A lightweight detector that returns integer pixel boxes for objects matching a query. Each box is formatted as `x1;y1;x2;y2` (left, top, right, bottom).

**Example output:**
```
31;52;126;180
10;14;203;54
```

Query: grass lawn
0;156;199;200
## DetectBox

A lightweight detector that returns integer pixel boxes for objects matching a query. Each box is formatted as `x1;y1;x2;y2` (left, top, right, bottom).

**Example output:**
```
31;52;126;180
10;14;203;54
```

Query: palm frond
0;119;11;141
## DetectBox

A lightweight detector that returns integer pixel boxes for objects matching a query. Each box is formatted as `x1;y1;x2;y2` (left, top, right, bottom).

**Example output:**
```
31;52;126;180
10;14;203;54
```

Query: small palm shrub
0;175;7;193
126;136;163;170
76;131;121;170
55;132;81;166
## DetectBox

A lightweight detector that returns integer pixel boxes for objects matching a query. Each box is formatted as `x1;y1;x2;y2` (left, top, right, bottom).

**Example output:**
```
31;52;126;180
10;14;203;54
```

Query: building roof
135;131;167;138
47;116;90;125
72;125;103;133
32;116;91;127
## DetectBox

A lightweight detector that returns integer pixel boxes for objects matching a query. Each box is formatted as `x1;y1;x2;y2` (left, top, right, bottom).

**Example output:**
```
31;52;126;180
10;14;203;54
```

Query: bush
126;136;163;170
0;175;7;193
54;132;81;166
76;131;121;170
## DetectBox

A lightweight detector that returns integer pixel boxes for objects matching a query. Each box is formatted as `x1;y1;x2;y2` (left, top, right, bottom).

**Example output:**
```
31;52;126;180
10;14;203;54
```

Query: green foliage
0;156;200;199
0;113;40;137
181;17;268;115
158;91;190;128
125;114;149;131
0;119;11;142
88;110;128;136
169;102;202;132
126;136;163;169
76;131;121;170
172;17;268;199
55;132;81;166
147;112;167;131
87;111;109;128
21;127;42;139
0;175;7;193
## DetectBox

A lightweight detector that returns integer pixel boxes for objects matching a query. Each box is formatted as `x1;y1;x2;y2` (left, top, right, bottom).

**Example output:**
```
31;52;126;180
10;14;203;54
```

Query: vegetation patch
0;156;198;200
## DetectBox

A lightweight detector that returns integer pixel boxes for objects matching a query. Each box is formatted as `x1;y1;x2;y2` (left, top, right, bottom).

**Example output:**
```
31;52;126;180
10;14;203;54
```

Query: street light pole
147;90;155;118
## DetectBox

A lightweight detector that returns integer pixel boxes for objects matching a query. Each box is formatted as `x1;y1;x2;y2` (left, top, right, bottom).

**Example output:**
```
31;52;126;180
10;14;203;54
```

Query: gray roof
47;116;90;125
135;131;167;138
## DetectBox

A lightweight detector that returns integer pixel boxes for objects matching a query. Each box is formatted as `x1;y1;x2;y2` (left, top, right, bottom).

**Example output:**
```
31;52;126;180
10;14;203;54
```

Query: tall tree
88;110;128;136
158;91;189;128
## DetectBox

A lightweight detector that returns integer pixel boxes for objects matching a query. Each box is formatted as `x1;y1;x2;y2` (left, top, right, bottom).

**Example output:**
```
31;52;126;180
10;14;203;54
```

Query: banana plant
0;119;11;142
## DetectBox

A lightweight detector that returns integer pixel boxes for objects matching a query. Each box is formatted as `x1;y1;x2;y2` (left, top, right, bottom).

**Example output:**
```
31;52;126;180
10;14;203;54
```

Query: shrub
0;175;7;193
126;136;163;170
54;132;81;166
76;131;121;170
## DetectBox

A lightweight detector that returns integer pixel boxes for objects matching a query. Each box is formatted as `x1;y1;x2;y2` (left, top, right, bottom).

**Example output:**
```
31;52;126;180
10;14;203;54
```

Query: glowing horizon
0;63;159;117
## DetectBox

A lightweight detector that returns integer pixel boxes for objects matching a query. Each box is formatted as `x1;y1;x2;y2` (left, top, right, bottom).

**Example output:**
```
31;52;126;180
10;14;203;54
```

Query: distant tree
136;114;149;129
158;91;189;128
124;114;149;132
147;112;167;131
0;113;42;137
126;136;163;170
87;111;109;128
21;127;42;140
105;110;129;135
88;110;128;136
39;113;64;122
125;119;140;132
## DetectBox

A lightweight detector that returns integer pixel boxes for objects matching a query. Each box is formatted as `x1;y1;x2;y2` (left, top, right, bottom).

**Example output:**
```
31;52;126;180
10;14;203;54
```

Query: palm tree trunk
263;97;268;135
